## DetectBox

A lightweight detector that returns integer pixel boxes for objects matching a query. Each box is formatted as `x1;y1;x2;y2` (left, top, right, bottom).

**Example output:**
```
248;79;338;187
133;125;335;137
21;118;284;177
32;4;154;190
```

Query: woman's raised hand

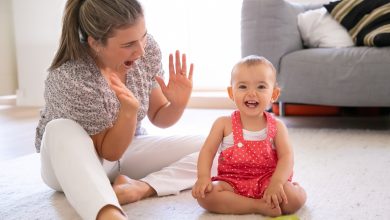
109;74;140;114
155;50;194;108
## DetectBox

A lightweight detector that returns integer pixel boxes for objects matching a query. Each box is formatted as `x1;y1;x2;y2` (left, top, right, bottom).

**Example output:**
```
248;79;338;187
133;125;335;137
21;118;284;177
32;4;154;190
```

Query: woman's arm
91;75;140;161
148;51;193;128
147;86;181;128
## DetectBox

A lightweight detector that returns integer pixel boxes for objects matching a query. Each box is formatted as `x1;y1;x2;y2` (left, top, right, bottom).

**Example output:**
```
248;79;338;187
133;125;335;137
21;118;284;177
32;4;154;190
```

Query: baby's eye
257;85;266;89
238;85;247;89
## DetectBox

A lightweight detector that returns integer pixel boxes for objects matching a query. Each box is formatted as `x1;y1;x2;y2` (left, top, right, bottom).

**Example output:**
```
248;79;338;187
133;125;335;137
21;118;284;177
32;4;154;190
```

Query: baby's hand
263;182;288;209
192;177;213;199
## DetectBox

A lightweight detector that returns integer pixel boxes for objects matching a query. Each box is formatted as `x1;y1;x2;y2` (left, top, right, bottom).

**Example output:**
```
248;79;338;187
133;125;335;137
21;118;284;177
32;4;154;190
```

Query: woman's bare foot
97;205;127;220
113;175;156;205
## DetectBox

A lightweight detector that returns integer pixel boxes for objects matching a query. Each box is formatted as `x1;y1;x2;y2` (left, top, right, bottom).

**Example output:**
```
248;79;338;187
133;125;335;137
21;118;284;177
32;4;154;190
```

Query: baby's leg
280;182;307;214
197;181;281;217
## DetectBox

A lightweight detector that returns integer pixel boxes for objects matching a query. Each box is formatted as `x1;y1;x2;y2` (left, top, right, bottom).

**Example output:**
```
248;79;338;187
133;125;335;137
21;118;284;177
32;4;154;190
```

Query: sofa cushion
241;0;306;71
324;0;390;47
278;47;390;106
297;7;354;48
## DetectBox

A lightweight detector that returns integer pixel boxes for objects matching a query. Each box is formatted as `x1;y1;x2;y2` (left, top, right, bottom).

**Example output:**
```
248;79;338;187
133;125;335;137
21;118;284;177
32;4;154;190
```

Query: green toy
269;214;300;220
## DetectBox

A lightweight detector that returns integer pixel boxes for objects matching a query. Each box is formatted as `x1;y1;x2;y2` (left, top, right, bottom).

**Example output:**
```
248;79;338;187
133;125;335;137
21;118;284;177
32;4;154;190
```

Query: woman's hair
49;0;143;70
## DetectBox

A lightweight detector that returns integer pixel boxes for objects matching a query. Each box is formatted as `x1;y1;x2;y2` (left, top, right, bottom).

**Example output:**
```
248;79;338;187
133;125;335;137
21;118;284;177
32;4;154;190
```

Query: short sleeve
45;65;114;135
143;34;165;88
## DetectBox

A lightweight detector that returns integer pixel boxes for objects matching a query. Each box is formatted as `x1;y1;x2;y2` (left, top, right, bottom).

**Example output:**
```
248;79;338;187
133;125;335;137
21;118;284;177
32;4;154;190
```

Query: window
141;0;242;92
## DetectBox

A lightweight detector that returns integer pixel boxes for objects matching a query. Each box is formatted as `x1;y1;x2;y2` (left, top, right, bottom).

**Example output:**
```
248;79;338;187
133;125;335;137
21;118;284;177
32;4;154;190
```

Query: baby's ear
227;86;234;100
271;87;281;103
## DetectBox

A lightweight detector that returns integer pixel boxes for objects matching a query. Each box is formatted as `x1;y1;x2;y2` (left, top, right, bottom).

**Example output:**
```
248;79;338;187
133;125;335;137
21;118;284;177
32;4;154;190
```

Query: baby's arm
263;119;294;208
192;117;227;199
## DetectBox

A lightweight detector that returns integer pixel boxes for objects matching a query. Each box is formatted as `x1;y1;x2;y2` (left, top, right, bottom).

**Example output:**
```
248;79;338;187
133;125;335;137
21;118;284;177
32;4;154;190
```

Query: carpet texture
1;128;390;219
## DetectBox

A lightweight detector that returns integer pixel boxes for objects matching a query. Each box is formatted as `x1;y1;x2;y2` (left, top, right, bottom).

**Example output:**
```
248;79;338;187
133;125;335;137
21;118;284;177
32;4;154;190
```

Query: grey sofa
241;0;390;115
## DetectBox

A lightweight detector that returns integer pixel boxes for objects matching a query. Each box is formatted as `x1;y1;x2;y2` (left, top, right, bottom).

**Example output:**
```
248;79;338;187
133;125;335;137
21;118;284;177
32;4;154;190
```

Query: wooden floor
0;105;40;161
1;102;389;161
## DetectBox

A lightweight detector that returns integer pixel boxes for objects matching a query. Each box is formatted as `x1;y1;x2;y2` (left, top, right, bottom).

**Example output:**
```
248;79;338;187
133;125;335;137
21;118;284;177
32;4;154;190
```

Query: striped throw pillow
324;0;390;47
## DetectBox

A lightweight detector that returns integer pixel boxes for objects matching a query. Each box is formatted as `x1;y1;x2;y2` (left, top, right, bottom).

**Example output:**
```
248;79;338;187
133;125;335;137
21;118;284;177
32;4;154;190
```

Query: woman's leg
40;119;125;220
114;134;216;203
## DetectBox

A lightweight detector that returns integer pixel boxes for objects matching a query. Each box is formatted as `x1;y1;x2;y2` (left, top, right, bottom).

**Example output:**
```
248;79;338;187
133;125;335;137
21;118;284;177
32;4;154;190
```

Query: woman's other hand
155;50;194;109
109;74;140;114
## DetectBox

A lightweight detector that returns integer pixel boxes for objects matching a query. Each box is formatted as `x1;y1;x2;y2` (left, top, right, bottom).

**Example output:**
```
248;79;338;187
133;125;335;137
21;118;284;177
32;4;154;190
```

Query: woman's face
94;16;147;73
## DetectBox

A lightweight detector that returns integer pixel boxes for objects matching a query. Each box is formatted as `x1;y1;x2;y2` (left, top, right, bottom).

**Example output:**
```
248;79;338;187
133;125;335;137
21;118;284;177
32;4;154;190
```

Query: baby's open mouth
245;100;259;108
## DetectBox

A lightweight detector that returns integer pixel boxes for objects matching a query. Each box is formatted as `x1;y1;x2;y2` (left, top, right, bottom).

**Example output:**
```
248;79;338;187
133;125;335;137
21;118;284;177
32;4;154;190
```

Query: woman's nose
132;40;145;58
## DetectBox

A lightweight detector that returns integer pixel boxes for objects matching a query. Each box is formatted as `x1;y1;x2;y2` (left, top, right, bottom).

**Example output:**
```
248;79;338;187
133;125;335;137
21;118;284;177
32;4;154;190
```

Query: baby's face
229;63;277;117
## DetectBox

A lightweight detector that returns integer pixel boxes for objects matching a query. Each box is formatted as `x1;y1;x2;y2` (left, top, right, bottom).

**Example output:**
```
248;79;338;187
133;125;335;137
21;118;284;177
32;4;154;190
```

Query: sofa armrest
241;0;315;71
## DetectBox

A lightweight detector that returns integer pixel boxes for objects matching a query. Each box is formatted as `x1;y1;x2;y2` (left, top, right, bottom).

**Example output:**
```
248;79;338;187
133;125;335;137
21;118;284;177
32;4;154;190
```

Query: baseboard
188;92;235;109
0;95;16;106
2;92;236;109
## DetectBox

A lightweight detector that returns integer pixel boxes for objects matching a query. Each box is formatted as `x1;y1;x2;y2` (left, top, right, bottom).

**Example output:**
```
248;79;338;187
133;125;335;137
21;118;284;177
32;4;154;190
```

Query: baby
192;55;306;217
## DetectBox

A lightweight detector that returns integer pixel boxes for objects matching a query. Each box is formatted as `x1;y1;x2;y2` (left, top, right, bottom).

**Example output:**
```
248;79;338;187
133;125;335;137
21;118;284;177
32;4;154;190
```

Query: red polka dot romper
211;110;292;199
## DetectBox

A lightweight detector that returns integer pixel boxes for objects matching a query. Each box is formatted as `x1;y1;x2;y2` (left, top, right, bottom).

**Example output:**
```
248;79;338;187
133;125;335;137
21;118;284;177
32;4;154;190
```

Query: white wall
12;0;65;106
10;0;331;106
0;0;17;96
11;0;240;106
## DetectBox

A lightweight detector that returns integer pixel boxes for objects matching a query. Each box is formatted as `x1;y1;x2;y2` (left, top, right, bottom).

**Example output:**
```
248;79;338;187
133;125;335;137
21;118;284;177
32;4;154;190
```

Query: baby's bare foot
292;182;300;187
258;199;282;217
264;206;282;217
113;175;156;205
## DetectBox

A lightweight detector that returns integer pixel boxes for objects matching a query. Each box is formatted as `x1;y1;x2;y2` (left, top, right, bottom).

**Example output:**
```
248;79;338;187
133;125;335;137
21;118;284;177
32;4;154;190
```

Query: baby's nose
247;89;257;96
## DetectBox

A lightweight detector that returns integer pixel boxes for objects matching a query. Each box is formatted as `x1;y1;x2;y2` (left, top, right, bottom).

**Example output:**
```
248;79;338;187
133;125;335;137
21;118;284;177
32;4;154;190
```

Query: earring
94;48;100;59
93;47;100;59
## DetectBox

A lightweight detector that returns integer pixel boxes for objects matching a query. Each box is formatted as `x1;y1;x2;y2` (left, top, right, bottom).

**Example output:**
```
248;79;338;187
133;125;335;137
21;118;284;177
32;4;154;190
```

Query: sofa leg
279;101;285;117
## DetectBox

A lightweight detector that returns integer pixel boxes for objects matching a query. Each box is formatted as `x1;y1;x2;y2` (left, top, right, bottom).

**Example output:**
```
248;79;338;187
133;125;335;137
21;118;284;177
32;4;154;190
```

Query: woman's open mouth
123;60;134;68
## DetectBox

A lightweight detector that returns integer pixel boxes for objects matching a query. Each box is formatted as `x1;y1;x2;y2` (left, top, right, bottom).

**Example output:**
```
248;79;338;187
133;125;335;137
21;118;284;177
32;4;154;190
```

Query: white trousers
40;119;214;220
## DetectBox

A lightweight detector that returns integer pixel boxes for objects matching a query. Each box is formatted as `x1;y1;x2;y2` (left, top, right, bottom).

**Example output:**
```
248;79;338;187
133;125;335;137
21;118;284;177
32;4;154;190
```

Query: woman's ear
227;86;234;100
87;36;100;53
271;87;281;103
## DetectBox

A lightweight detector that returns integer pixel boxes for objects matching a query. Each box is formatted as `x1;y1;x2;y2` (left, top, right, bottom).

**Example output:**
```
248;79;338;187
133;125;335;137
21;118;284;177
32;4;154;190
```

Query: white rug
1;127;390;220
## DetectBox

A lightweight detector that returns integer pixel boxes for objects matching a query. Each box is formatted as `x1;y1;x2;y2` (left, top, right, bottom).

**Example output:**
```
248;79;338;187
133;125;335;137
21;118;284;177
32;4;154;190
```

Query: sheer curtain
140;0;242;92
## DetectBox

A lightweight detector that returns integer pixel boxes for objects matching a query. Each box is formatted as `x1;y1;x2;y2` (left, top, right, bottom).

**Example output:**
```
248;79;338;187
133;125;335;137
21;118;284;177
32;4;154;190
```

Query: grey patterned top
35;34;164;152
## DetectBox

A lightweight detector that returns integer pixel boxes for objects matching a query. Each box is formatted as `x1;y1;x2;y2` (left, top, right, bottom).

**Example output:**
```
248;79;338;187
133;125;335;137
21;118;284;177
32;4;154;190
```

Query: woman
36;0;203;219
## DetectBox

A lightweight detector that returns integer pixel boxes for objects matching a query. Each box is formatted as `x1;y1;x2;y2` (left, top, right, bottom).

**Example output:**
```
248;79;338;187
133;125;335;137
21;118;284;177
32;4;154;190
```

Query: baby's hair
231;55;278;85
235;55;276;75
